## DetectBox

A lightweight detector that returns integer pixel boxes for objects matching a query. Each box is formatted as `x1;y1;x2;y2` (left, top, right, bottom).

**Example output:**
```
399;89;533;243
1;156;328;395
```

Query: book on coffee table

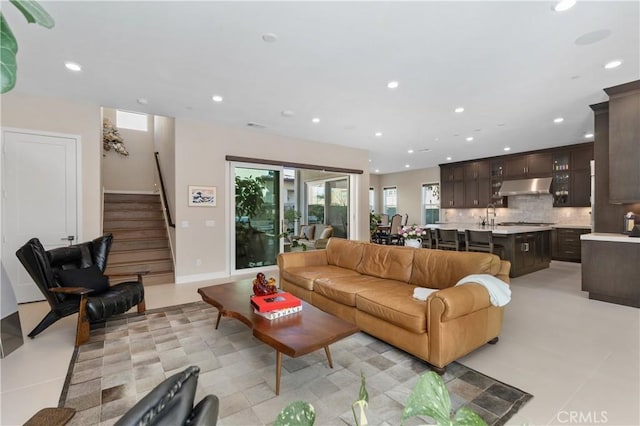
251;292;301;312
254;305;303;320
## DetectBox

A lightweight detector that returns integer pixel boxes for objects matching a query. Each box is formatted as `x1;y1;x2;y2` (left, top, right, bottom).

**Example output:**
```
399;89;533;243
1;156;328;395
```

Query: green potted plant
274;371;487;426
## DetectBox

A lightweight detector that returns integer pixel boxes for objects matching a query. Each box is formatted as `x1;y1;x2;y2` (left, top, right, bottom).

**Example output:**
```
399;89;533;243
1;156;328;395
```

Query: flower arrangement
400;224;427;240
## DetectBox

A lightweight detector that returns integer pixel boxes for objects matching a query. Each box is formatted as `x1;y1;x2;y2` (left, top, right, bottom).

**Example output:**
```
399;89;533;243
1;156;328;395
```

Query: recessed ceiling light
375;169;380;173
405;164;410;168
212;95;223;103
504;147;511;151
375;132;382;137
137;98;148;105
311;117;320;123
262;33;278;43
554;117;564;123
64;62;82;72
466;137;474;142
446;156;452;161
407;149;414;154
584;133;594;138
369;159;372;162
387;81;399;89
554;0;576;12
454;107;465;113
604;60;622;69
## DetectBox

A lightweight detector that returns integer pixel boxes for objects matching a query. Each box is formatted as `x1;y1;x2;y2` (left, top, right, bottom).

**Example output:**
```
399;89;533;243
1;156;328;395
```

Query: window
369;187;375;212
116;110;148;131
383;186;397;216
422;183;440;224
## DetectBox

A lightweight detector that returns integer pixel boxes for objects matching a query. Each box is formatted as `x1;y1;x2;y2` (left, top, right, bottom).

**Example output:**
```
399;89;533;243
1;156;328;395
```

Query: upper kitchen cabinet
504;152;553;179
441;164;465;208
605;80;640;203
463;160;491;207
551;143;593;207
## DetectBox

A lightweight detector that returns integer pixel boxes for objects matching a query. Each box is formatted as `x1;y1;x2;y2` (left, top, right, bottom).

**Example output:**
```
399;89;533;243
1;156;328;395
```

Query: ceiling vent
247;122;267;129
418;148;431;153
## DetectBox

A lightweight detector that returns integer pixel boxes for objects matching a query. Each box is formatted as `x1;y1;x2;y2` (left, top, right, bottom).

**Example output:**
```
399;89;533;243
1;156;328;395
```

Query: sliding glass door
233;165;282;271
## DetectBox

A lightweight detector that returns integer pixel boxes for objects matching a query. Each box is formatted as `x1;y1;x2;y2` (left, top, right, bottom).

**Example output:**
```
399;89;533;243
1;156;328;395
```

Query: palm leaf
9;0;54;28
0;13;18;94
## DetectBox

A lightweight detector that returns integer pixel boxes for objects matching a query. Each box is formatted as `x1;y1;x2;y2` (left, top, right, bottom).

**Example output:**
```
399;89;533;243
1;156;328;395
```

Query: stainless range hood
498;177;553;196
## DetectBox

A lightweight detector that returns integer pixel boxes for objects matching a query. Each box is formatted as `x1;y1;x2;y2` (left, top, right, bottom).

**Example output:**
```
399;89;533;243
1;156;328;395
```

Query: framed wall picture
188;185;216;207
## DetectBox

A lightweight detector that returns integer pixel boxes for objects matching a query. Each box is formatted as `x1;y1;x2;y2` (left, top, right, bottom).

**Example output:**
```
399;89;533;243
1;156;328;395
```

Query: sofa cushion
356;244;414;282
314;275;396;307
300;225;315;240
409;249;501;289
326;238;365;270
316;225;333;240
356;283;427;334
281;265;361;291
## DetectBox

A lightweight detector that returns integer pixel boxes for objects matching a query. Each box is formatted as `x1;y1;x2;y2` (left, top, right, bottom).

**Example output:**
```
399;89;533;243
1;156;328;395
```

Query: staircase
103;193;175;286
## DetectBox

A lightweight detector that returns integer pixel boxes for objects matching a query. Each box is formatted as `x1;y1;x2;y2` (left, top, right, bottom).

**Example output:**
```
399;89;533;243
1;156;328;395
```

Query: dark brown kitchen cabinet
441;181;464;208
605;80;640;203
504;153;552;179
490;160;508;207
441;164;464;182
551;144;593;207
463;160;491;207
552;227;591;262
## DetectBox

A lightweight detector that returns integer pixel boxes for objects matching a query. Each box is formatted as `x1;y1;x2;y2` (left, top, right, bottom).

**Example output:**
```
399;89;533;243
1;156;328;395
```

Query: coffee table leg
215;311;222;330
276;351;282;396
324;346;334;369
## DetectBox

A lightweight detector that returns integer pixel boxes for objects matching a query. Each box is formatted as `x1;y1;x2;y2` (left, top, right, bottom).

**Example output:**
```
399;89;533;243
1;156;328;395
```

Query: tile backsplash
442;194;591;226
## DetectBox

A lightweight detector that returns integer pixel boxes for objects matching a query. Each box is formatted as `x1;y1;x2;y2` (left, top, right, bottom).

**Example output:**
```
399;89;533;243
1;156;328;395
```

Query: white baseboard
175;271;230;284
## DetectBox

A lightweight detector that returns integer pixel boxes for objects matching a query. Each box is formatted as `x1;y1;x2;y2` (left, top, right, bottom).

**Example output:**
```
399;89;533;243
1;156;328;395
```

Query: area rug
58;302;532;425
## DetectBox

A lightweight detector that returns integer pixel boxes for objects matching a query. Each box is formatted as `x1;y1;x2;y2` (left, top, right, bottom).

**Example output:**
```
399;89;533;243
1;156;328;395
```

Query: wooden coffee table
198;281;359;395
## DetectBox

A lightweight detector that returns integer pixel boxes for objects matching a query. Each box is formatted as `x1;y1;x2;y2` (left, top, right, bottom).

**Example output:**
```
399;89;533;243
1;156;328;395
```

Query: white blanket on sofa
455;274;511;307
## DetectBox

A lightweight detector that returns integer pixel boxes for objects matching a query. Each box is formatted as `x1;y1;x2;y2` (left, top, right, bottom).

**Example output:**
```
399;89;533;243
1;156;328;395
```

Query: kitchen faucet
486;203;496;228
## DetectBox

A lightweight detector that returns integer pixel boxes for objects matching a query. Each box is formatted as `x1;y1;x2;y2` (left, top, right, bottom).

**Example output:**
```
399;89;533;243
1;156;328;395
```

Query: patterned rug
58;302;532;425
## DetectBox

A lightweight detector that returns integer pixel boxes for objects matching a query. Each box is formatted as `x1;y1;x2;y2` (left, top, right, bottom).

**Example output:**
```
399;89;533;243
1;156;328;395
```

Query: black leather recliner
15;234;146;345
115;366;219;426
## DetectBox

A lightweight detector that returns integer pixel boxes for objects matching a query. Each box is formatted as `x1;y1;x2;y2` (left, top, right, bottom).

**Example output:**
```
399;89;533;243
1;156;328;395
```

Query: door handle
61;236;75;245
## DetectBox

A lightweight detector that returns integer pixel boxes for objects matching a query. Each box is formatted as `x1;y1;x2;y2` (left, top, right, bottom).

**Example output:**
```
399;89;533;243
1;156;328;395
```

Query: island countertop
580;233;640;244
424;223;552;234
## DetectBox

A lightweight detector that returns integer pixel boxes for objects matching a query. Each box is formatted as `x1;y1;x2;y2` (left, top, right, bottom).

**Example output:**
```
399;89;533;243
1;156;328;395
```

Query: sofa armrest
496;260;511;284
427;283;493;321
277;250;328;269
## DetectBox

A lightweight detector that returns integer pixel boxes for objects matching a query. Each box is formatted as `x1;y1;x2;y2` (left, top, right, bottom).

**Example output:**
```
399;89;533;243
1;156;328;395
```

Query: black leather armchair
115;366;219;426
15;234;146;345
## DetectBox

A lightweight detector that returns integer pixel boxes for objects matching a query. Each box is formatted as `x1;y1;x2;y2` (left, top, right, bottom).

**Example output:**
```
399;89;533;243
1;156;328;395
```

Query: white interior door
1;129;79;303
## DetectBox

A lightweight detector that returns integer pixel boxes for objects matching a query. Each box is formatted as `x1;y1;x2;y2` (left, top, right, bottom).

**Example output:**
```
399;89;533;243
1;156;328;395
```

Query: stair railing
154;152;175;228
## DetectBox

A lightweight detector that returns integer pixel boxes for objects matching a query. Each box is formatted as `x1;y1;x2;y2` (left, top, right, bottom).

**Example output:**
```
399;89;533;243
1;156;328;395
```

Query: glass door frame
228;161;285;276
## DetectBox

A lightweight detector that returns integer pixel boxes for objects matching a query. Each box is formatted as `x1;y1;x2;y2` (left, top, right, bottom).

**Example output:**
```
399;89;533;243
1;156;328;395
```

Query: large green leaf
275;401;316;426
10;0;54;28
0;13;18;94
400;371;452;426
452;407;488;426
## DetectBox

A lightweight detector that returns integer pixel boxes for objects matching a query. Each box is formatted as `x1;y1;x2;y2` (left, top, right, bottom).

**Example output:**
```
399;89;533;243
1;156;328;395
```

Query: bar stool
421;228;434;249
435;228;460;251
464;230;503;258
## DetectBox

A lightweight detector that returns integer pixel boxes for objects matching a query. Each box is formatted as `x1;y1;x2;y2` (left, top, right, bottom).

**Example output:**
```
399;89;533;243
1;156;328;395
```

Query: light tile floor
1;262;639;425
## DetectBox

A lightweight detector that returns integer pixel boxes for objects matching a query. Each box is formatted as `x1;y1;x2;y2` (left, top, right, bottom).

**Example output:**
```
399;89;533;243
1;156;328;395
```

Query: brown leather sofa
277;237;511;373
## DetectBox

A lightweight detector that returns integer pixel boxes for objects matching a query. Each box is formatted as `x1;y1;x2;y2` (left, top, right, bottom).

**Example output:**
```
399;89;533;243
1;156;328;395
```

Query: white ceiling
5;1;639;174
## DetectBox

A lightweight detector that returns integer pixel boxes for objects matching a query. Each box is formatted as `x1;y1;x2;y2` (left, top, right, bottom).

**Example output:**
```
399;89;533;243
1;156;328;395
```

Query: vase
404;238;422;248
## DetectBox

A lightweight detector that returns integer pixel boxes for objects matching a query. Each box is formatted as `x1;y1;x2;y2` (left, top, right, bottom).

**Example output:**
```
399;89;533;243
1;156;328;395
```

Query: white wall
377;167;440;225
1;92;103;240
154;115;176;255
174;120;370;282
369;174;381;212
102;108;156;192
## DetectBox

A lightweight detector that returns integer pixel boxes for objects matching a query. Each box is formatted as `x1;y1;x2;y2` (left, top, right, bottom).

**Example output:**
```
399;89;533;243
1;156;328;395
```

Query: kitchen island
425;223;552;277
581;233;640;308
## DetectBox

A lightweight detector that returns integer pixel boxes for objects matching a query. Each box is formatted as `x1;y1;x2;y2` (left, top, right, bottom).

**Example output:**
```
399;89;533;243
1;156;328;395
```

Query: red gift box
251;292;301;312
